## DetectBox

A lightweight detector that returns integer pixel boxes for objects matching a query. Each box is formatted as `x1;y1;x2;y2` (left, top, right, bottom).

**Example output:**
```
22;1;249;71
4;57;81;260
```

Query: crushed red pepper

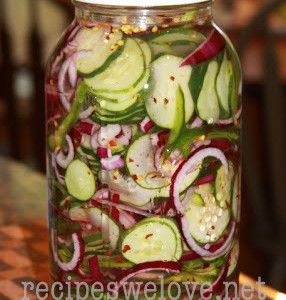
123;245;131;253
164;98;169;104
170;76;175;81
145;234;153;239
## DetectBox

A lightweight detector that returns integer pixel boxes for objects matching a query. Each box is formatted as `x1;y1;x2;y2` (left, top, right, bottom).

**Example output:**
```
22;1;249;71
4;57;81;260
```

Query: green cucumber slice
231;174;240;221
94;39;151;104
126;134;200;194
126;134;169;190
215;162;235;209
75;28;123;77
146;55;194;129
227;240;239;277
121;217;182;264
65;160;96;201
147;28;205;58
196;61;220;123
84;38;145;93
216;51;233;118
183;184;230;244
88;207;120;250
168;85;185;145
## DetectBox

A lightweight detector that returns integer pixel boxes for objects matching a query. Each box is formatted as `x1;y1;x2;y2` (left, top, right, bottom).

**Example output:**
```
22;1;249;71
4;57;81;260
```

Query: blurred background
0;0;285;293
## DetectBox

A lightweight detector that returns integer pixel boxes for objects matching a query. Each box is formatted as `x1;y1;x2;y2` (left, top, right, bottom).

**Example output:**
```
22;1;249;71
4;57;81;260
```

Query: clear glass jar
46;0;241;298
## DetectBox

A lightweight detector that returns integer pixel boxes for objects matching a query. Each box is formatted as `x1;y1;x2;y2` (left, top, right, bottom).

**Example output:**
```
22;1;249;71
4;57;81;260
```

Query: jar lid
74;0;210;7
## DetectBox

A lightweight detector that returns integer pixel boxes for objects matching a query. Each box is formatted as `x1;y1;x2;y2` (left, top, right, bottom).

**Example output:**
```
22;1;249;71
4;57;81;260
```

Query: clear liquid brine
46;2;241;299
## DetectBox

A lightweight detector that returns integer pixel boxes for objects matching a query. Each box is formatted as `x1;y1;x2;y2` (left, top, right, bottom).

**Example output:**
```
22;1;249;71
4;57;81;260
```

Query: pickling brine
46;0;242;298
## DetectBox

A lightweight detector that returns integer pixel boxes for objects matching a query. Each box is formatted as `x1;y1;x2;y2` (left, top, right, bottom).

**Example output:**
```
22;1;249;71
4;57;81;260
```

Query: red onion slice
68;60;77;88
51;230;84;272
93;188;110;200
140;116;154;133
119;210;137;229
79;107;95;120
190;117;204;129
98;125;122;146
97;147;112;159
91;132;99;150
171;147;228;214
194;174;215;186
93;198;154;217
101;155;125;170
117;261;181;289
202;264;228;298
56;135;74;169
180;220;235;258
51;153;65;185
116;125;132;146
217;106;242;125
78;121;97;135
181;29;226;67
181;251;201;262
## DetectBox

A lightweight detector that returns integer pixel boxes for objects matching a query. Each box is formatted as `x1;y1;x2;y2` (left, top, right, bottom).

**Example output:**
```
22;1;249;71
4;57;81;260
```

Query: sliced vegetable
181;29;226;66
88;207;121;250
196;61;220;123
215;162;235;209
75;27;124;77
51;230;84;272
182;184;230;244
146;55;193;129
121;217;182;264
227;240;239;277
85;38;145;93
117;261;181;289
171;147;228;214
231;174;240;221
215;51;233;118
49;82;88;150
65;160;96;201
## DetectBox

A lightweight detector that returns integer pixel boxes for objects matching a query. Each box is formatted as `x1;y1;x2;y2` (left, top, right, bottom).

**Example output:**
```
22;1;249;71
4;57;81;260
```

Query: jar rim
73;0;211;8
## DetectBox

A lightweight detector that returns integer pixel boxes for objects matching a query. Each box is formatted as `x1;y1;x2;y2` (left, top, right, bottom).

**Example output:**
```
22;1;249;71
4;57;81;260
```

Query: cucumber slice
85;38;145;93
146;55;194;129
126;134;200;194
126;134;169;190
88;207;120;250
227;240;239;277
139;216;183;260
231;174;240;221
75;28;123;77
65;160;96;201
216;51;233;118
215;162;234;209
147;28;205;58
168;85;185;145
121;217;182;264
183;184;230;244
196;61;220;123
99;170;158;206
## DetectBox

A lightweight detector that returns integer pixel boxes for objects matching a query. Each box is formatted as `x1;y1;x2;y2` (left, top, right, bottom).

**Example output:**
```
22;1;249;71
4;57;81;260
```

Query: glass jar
46;0;241;298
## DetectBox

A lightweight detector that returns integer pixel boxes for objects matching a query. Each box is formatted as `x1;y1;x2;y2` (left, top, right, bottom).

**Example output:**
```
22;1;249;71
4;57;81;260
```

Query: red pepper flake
164;98;169;104
123;245;131;253
129;158;134;163
145;234;153;239
115;257;125;263
105;250;113;256
211;226;215;230
153;97;157;103
132;175;138;180
170;76;175;81
109;140;117;147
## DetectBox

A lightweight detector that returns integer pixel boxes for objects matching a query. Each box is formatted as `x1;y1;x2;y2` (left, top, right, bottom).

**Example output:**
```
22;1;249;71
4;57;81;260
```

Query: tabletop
0;157;284;300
